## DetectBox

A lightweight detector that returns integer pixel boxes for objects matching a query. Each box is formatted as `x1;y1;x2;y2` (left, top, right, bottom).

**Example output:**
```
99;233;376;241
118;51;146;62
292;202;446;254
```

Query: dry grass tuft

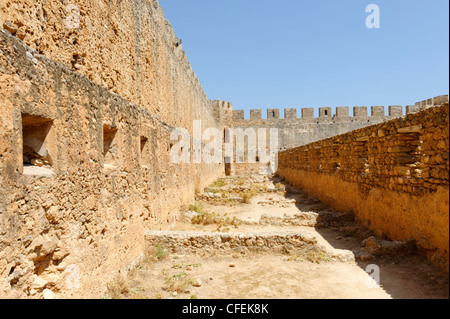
210;178;227;188
106;272;130;299
164;272;194;293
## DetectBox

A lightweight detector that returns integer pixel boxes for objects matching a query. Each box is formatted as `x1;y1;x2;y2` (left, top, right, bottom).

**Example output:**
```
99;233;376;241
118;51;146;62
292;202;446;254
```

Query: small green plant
192;211;216;225
207;188;222;194
164;272;194;293
241;192;253;204
210;178;226;188
275;183;283;189
306;251;330;264
191;294;199;299
155;244;168;260
189;202;205;214
192;210;240;229
155;293;163;300
143;244;168;263
172;263;184;269
218;226;231;233
240;185;258;204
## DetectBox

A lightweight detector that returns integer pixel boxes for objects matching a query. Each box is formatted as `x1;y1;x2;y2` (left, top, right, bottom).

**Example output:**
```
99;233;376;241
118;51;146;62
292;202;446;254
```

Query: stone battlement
232;95;449;123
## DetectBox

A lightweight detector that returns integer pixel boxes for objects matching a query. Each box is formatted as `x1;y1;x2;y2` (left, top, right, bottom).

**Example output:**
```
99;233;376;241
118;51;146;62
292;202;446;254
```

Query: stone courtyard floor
104;174;449;299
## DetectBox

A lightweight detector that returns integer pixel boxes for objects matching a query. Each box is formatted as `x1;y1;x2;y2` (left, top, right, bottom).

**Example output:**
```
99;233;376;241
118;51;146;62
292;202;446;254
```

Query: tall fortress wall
0;0;227;298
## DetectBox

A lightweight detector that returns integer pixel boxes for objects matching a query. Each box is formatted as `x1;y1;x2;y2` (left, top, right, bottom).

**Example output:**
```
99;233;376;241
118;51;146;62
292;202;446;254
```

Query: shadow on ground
271;175;449;299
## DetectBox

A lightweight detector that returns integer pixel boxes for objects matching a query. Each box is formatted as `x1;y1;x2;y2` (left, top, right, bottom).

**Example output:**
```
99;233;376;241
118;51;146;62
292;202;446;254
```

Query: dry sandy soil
104;175;449;300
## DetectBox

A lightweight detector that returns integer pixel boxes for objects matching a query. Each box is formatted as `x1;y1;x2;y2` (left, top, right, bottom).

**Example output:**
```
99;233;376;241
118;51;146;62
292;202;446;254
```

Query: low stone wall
277;103;449;270
145;230;355;262
231;163;270;176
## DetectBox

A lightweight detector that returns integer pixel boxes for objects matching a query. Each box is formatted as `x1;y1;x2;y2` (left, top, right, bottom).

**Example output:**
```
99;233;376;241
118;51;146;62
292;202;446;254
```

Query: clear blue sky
161;0;449;117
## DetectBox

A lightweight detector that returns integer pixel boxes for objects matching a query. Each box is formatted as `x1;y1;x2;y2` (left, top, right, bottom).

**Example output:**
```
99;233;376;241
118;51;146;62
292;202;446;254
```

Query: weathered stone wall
0;0;222;132
0;28;224;298
277;103;449;269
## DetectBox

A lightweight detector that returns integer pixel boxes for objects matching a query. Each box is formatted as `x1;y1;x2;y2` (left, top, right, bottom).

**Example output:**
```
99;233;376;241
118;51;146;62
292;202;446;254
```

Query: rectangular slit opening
103;124;118;168
22;113;55;177
140;136;149;167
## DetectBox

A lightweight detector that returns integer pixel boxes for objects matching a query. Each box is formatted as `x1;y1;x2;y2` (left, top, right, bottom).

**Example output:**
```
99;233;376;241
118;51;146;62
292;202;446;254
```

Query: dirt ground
104;174;449;300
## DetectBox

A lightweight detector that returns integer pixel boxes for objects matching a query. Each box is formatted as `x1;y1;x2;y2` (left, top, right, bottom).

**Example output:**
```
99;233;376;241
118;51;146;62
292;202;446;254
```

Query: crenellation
389;105;403;117
301;108;315;118
336;107;350;117
267;109;280;120
284;108;297;119
432;95;449;107
353;106;368;117
250;109;262;120
233;96;447;126
415;95;448;110
319;107;332;118
406;105;421;115
210;100;233;127
233;110;245;121
438;94;449;104
371;106;385;117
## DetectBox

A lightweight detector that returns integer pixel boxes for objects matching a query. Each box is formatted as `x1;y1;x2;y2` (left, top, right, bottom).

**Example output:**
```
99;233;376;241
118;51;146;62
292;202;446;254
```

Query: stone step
145;230;355;263
182;210;355;228
255;211;355;228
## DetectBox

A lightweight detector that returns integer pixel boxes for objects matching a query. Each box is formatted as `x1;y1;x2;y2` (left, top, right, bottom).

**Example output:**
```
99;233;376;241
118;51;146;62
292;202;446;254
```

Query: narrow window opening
140;136;148;167
22;113;55;177
103;124;118;168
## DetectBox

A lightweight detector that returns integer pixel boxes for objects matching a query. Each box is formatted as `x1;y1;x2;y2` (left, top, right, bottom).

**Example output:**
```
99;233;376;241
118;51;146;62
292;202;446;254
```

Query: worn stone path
105;174;449;299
